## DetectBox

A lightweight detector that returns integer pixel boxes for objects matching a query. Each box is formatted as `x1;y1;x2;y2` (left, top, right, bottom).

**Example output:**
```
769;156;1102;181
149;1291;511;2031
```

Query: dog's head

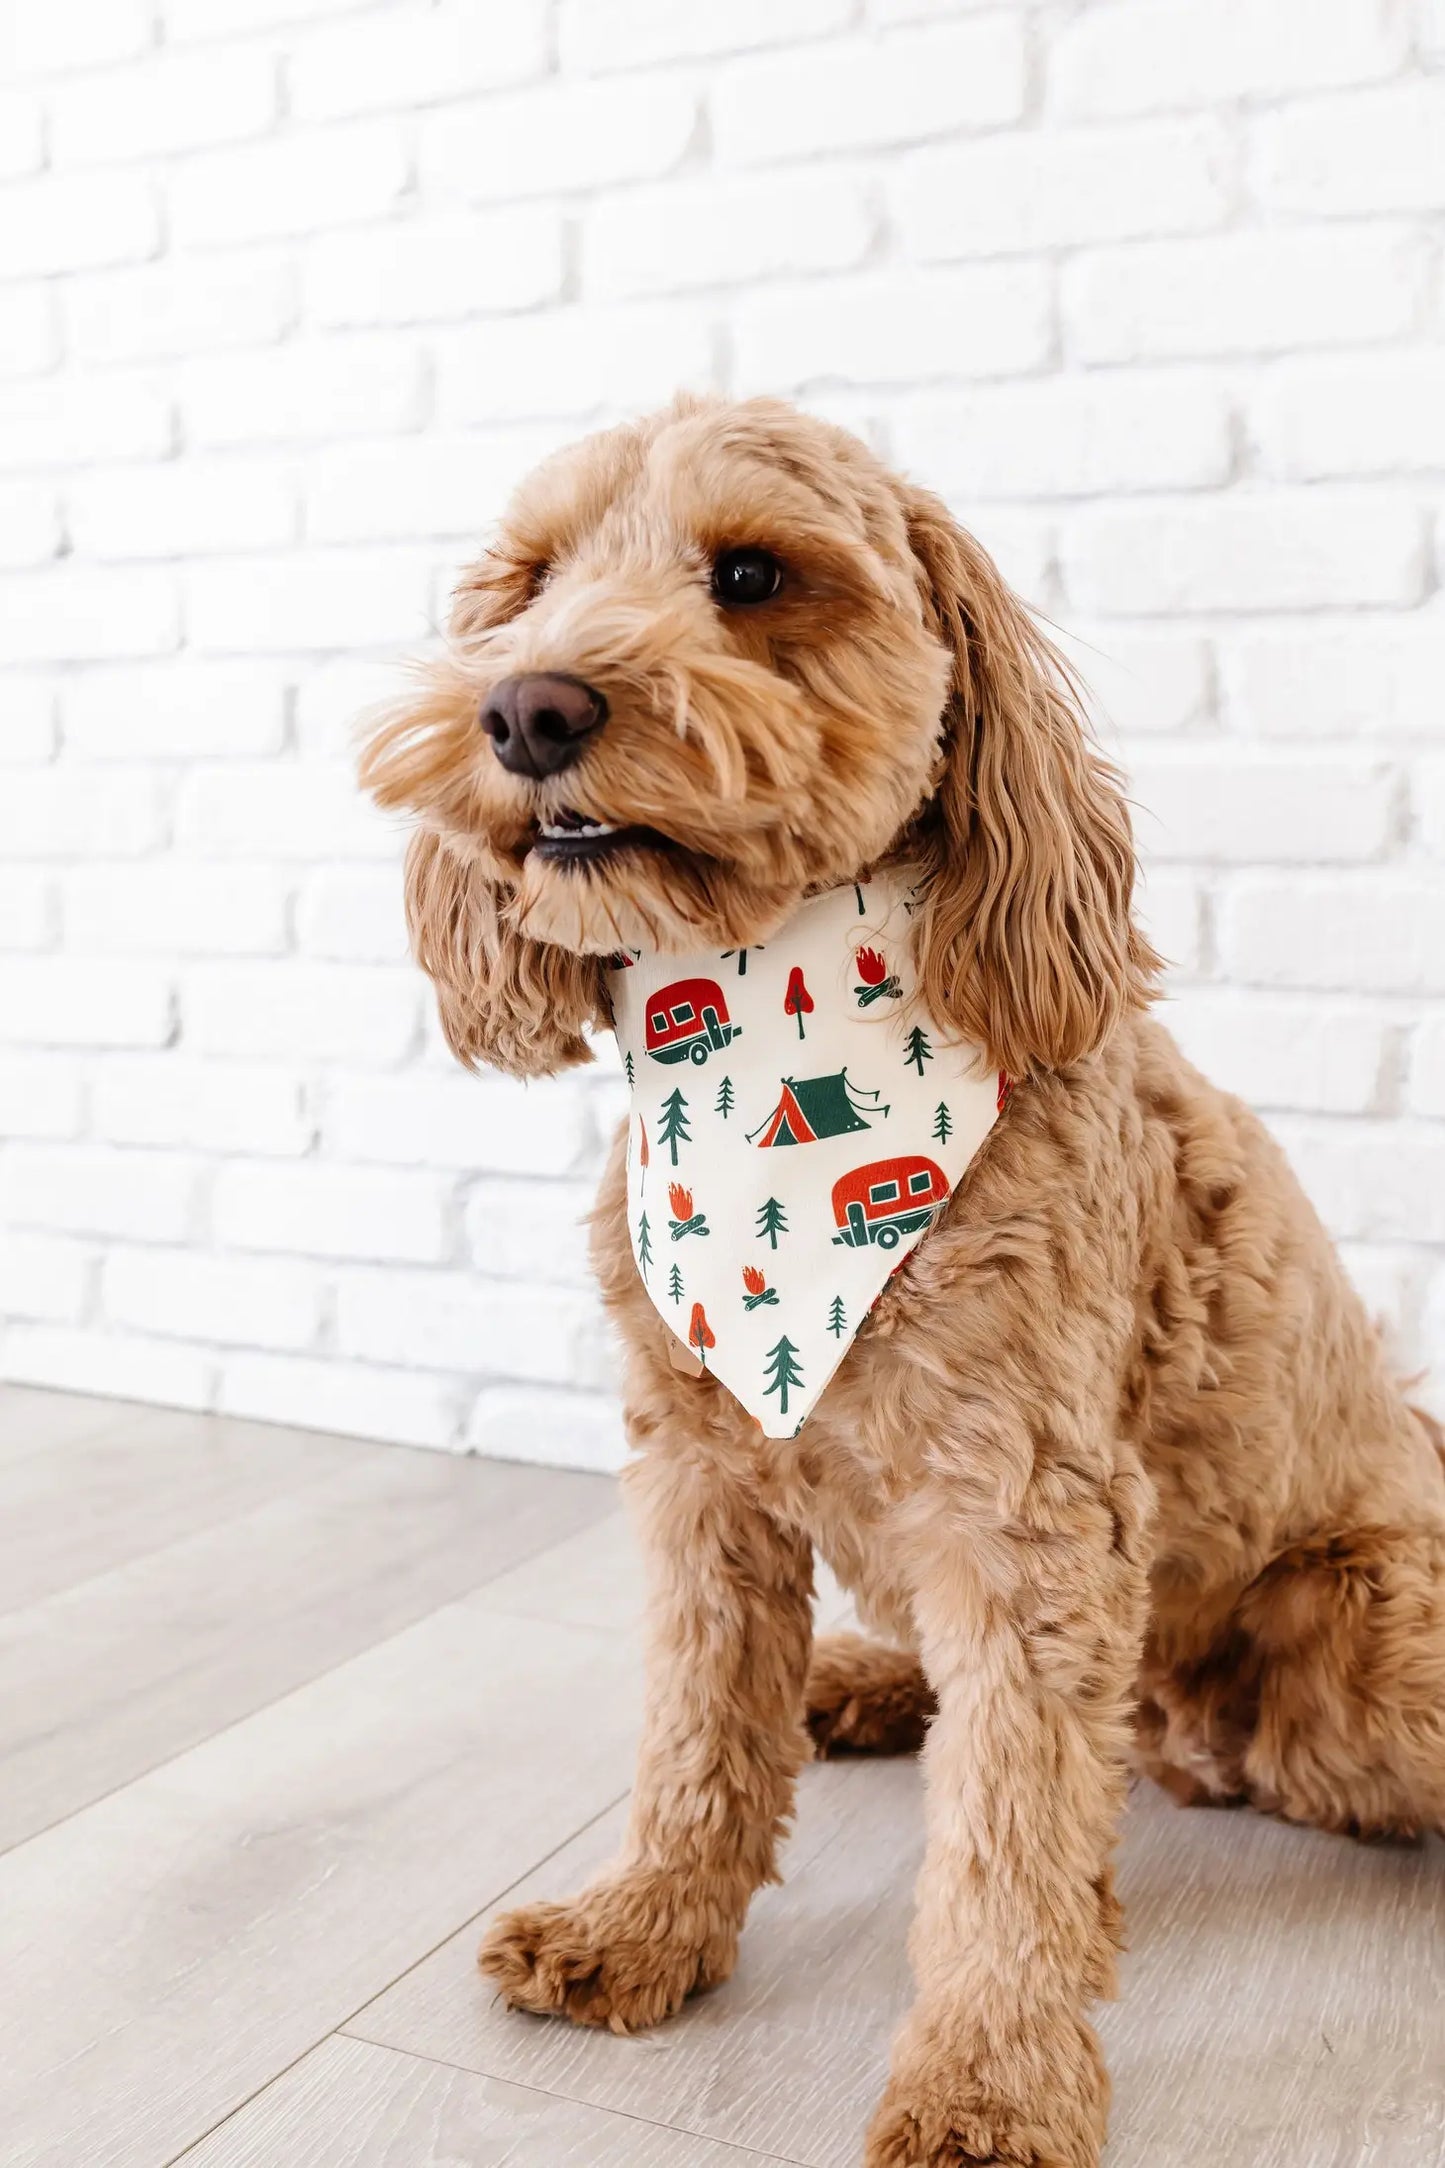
362;395;1158;1079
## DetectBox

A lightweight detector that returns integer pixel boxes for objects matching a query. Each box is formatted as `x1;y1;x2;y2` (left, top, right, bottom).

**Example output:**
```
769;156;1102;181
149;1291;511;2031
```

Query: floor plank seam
0;1492;622;1862
320;2035;815;2168
157;1790;635;2168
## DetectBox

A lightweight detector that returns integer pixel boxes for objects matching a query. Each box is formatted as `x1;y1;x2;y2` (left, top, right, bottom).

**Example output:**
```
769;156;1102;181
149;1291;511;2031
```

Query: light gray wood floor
1;1383;1440;2168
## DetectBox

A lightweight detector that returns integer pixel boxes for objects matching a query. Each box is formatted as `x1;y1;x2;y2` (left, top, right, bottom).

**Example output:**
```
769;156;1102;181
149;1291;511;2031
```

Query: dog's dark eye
712;547;782;607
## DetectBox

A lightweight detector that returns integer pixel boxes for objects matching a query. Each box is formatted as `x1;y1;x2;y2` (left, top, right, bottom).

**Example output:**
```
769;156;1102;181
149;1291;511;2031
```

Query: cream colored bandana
606;873;1006;1437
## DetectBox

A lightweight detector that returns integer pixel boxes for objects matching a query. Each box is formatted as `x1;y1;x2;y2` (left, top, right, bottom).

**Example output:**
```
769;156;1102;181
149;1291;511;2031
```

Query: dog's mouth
530;805;673;866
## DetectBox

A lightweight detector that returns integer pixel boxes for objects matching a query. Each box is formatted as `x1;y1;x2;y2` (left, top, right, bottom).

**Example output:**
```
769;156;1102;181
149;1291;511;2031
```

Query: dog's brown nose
480;673;607;779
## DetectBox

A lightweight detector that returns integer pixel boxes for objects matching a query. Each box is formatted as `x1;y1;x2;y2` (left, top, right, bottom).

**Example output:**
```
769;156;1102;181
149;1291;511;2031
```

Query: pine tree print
932;1100;953;1143
625;1049;634;1087
722;947;761;975
756;1195;788;1249
667;1262;684;1304
763;1335;804;1416
657;1086;691;1165
689;1302;716;1367
714;1074;734;1120
637;1210;654;1281
783;966;814;1040
904;1023;933;1075
827;1295;846;1338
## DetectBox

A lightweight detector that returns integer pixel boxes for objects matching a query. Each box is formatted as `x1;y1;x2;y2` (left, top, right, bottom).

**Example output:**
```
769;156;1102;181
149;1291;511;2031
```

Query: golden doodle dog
363;396;1445;2167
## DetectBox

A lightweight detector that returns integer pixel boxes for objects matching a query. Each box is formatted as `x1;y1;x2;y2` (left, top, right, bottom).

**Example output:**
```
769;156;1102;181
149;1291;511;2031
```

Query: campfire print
854;946;902;1005
669;1182;709;1240
742;1264;779;1311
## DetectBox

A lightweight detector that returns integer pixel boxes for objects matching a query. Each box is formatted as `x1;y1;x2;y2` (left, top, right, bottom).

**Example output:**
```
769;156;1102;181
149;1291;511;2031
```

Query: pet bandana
606;873;1006;1438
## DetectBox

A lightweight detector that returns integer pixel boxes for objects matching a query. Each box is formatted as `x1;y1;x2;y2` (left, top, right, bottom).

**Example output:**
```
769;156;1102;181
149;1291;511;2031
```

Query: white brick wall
2;0;1443;1465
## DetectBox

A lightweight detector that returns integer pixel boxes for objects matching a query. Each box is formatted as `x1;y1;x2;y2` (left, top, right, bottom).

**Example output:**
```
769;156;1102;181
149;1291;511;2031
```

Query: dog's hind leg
806;1632;935;1755
1234;1520;1445;1840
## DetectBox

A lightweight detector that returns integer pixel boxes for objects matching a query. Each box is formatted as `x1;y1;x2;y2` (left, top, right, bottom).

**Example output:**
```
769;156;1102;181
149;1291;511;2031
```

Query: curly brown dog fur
363;396;1445;2167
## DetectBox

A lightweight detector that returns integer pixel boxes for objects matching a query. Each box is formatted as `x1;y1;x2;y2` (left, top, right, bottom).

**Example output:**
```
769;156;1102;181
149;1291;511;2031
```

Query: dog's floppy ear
399;826;604;1077
901;485;1159;1077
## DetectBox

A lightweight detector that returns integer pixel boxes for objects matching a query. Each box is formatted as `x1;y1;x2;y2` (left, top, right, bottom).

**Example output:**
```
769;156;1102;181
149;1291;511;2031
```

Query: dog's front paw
478;1870;738;2034
863;2016;1108;2168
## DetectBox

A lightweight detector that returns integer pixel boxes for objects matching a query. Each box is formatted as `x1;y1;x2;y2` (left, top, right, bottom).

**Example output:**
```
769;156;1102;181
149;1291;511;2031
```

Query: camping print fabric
607;874;1004;1439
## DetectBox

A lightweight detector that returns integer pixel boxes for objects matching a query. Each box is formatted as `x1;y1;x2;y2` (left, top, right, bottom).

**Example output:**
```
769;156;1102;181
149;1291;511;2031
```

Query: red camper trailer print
831;1155;950;1249
644;977;742;1067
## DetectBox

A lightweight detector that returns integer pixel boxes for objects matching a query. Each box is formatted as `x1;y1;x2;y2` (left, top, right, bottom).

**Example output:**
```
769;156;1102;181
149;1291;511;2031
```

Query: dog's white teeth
541;819;618;840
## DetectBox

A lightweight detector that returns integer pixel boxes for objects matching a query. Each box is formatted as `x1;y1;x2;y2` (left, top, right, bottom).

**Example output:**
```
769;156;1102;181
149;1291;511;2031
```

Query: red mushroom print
688;1301;715;1366
783;965;814;1039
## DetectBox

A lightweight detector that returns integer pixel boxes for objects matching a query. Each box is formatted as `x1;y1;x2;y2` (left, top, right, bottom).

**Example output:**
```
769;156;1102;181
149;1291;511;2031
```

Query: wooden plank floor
1;1384;1440;2168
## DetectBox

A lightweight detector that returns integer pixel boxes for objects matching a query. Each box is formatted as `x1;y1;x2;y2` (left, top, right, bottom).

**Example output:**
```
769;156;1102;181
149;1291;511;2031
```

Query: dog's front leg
479;1438;814;2032
866;1416;1151;2168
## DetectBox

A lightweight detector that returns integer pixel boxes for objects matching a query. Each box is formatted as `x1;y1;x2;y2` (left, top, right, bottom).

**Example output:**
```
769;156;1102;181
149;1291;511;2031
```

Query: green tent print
746;1068;888;1148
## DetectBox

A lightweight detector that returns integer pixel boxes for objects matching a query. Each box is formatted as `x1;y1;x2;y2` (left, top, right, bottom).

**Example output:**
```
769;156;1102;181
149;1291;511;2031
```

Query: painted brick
713;18;1027;164
0;769;166;860
304;209;565;329
0;90;45;180
1219;625;1445;740
336;1265;610;1387
561;0;853;71
181;339;425;449
63;662;289;760
1137;870;1206;980
64;863;288;957
182;549;432;654
94;1056;313;1157
735;263;1053;391
0;958;174;1049
303;430;563;544
66;255;295;366
52;46;276;166
893;373;1231;500
1063;227;1428;365
1166;990;1389;1114
217;1351;456;1450
1062;494;1426;615
5;0;154;74
423;76;698;203
1;679;58;761
214;1159;448;1261
435;304;716;425
176;760;399;861
0;287;58;380
0;1053;86;1139
0;377;172;473
0;483;60;569
1409;1021;1445;1120
1;1144;200;1240
466;1384;626;1473
895;118;1233;258
0;568;180;665
1269;1117;1445;1245
586;170;874;299
1220;876;1445;995
1050;0;1407;118
169;123;411;248
296;865;410;964
68;459;296;561
0;871;56;951
184;963;419;1064
0;1232;93;1324
1250;352;1445;480
1126;749;1396;866
0;1325;214;1412
289;2;549;119
1254;83;1445;215
0;172;159;279
322;1070;595;1176
463;1180;595;1286
103;1245;323;1350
